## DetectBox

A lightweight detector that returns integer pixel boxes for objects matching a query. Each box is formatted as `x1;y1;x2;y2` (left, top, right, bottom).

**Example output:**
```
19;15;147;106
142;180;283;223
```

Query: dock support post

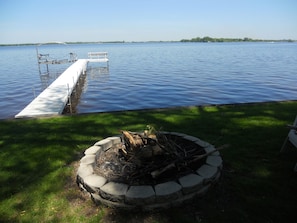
67;83;72;114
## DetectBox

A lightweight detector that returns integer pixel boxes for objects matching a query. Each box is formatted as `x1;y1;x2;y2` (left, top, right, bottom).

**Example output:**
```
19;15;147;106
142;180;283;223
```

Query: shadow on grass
1;101;297;222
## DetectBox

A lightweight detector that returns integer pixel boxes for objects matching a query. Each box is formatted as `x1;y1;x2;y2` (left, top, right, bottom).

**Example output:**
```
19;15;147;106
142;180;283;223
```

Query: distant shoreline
1;37;296;47
180;36;296;43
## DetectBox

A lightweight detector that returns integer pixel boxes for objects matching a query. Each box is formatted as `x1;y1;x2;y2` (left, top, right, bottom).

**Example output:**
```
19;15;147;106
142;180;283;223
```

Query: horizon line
1;37;296;46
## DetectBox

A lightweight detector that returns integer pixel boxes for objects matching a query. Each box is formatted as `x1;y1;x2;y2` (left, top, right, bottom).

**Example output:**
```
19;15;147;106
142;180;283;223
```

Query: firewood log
122;131;144;150
151;163;176;179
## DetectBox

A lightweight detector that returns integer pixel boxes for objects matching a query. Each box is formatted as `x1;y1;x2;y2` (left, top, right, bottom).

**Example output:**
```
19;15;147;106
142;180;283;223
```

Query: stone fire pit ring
76;132;223;211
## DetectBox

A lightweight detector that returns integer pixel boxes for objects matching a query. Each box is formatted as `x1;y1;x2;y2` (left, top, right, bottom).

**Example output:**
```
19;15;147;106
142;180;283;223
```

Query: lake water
0;42;296;119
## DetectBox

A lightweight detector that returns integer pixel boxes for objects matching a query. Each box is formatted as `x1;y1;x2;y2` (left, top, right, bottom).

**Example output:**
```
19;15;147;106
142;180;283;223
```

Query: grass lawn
1;101;297;223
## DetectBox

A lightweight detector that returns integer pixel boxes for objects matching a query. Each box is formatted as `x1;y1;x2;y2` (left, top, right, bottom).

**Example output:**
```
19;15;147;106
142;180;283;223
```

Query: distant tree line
180;36;295;42
1;38;295;46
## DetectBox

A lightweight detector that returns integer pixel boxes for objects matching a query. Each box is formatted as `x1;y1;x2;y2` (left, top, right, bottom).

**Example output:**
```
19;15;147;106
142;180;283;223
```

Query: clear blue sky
1;0;296;44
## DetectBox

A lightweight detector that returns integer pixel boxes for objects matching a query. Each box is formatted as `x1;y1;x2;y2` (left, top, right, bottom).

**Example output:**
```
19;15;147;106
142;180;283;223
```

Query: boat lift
36;42;78;75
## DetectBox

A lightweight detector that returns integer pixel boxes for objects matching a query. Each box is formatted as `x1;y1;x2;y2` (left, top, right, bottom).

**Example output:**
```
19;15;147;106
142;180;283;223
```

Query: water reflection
62;72;87;114
87;65;109;79
39;72;60;90
63;64;110;114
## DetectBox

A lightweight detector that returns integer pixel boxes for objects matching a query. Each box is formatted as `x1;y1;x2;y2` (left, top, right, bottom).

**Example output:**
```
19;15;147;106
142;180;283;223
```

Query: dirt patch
64;161;100;216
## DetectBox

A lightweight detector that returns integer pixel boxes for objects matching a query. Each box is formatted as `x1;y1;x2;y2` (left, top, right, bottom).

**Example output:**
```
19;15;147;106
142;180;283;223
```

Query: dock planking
15;59;88;118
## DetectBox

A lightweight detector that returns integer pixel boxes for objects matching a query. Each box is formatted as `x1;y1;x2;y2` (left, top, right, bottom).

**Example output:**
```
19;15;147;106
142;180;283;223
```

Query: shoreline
4;99;297;122
62;99;297;117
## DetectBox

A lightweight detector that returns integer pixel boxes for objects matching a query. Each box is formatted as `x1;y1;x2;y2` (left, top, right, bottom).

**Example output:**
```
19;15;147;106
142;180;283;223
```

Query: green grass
1;101;297;222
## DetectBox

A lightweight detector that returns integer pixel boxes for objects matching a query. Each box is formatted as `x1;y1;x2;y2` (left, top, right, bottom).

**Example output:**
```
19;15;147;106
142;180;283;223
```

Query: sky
0;0;297;44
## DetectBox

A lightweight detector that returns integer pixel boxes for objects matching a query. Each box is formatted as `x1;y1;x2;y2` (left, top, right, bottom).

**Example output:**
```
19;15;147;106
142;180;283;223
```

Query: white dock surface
15;59;88;118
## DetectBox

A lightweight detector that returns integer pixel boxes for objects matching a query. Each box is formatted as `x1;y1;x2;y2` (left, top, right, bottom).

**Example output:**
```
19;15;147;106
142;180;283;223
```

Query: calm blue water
0;42;296;119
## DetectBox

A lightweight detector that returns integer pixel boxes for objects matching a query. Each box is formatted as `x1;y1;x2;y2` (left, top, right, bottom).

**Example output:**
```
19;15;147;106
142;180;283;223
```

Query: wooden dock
15;59;88;118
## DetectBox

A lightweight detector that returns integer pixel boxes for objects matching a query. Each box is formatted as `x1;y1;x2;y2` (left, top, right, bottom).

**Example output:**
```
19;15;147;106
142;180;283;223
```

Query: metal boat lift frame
36;42;78;75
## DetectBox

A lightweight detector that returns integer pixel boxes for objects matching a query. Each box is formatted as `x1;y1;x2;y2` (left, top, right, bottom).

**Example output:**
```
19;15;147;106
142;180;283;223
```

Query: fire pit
76;129;223;211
